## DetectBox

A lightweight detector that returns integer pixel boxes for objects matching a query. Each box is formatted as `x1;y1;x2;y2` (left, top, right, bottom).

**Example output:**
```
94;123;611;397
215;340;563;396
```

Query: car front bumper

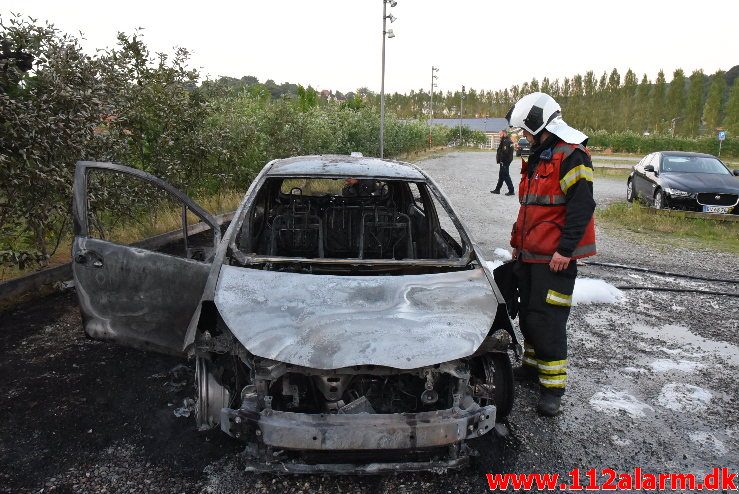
221;402;496;451
665;195;737;213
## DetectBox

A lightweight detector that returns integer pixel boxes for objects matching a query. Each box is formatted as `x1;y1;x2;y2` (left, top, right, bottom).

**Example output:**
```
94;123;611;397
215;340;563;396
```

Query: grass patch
594;167;631;180
599;202;739;254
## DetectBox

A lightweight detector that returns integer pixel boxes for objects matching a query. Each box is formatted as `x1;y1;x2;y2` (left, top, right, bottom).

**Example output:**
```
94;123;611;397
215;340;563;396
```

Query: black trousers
514;260;577;396
495;162;514;193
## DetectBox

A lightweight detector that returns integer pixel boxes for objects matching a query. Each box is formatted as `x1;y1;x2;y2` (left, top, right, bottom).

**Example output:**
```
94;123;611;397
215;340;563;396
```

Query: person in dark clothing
506;92;597;416
492;130;515;195
342;178;378;197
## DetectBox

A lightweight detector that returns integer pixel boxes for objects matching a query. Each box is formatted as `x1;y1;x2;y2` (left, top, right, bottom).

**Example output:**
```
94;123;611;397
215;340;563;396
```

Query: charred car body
72;155;516;473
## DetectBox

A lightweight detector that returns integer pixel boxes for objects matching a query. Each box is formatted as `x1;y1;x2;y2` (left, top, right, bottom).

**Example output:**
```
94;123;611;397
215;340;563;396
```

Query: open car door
72;161;221;356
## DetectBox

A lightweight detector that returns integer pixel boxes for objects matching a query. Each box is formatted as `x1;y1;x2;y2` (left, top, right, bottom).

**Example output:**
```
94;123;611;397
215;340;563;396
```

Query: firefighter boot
537;392;562;416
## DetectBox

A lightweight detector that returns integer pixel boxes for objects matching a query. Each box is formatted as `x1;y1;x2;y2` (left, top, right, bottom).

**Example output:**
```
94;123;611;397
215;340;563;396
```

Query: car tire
653;189;665;210
626;179;635;203
490;353;514;420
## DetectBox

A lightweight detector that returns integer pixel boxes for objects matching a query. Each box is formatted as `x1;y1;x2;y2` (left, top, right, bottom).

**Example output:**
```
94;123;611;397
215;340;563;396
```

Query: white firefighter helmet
506;92;587;145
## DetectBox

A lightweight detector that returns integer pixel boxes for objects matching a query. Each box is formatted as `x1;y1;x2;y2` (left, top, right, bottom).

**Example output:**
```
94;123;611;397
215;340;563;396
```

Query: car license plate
703;205;731;214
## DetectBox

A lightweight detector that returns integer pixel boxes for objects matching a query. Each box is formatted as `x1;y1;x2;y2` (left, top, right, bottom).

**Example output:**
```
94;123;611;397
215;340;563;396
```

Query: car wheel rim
627;181;632;200
655;193;662;209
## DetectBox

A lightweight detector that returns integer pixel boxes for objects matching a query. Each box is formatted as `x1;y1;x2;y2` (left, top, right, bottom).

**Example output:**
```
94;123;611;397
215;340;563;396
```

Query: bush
587;130;737;158
0;15;448;271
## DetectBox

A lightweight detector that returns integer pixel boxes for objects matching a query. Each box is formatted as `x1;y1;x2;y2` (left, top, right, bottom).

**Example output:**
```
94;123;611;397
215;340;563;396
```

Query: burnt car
515;136;531;157
627;151;739;213
71;155;517;473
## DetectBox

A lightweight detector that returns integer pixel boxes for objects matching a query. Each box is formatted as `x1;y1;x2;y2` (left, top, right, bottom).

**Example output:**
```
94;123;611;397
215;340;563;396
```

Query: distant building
427;118;509;149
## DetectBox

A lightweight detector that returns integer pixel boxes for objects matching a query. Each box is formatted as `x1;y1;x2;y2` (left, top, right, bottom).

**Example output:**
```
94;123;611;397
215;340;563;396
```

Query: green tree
634;74;651;133
666;69;686;134
296;84;318;112
0;14;106;265
621;69;638;131
702;70;726;132
723;77;739;136
685;70;705;135
651;70;667;132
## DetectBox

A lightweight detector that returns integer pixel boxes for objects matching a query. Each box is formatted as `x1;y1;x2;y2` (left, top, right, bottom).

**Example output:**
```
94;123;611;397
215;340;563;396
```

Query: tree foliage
376;66;737;140
0;15;445;271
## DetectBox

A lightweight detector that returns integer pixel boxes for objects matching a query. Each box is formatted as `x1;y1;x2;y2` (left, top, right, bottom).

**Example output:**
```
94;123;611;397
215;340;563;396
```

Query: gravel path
1;151;737;493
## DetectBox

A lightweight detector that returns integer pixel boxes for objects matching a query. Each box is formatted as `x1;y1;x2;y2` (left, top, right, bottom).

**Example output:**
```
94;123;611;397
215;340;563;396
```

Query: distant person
506;92;596;416
491;130;515;195
342;178;377;197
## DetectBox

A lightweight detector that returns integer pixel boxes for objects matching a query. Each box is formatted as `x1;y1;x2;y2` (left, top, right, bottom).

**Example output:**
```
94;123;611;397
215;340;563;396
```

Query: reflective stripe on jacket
511;142;596;263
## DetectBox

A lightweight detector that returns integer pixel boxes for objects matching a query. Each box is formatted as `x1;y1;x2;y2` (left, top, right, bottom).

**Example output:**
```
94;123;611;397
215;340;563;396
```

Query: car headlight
663;188;690;197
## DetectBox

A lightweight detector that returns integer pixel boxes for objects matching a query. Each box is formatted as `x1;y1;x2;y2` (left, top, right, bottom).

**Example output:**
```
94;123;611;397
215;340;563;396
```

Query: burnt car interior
232;177;468;274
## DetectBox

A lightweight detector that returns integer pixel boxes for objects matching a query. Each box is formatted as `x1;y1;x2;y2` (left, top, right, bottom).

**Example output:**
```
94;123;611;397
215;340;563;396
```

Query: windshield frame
228;171;475;268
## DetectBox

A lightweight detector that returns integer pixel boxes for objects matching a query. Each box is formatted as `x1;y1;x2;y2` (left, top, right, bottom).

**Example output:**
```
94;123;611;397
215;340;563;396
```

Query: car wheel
490;353;514;419
626;179;634;203
653;189;665;209
470;353;514;420
195;356;230;430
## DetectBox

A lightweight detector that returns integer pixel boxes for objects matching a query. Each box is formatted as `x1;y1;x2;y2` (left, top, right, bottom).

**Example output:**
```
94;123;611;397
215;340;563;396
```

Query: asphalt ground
1;151;737;493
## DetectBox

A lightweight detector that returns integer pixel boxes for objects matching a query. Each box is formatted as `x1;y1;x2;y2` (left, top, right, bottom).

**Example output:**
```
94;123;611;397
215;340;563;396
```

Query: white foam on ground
573;278;625;306
688;431;727;455
484;260;504;271
589;389;654;418
649;359;706;373
657;383;712;412
631;324;739;367
493;247;512;260
610;435;632;447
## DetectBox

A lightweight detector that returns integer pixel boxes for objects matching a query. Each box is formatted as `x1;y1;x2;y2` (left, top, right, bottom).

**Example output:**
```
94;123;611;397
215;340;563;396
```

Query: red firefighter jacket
510;141;596;263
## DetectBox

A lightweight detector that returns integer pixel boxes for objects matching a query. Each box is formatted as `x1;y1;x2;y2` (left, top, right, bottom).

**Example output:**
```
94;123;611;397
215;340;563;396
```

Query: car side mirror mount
733;169;739;176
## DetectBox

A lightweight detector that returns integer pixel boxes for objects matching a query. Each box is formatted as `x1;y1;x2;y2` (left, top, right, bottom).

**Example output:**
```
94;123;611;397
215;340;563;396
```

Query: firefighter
505;92;596;416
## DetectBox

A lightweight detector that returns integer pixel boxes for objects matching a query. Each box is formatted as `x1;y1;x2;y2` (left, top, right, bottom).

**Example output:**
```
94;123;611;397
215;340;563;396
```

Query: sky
2;0;738;94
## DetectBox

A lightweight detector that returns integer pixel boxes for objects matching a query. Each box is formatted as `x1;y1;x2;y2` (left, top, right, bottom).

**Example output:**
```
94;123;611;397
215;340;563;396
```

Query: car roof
265;155;426;180
659;151;718;159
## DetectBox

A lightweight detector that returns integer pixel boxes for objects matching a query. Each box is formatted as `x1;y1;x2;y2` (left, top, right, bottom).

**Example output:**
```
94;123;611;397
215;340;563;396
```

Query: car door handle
75;250;104;268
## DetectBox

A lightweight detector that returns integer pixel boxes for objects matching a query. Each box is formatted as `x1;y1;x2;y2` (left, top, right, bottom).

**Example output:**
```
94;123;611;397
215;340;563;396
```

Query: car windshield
660;156;730;175
233;176;470;272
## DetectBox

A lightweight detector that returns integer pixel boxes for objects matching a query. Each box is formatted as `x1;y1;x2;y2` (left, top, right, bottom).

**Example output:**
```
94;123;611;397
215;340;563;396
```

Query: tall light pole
380;0;397;158
458;85;465;144
429;65;438;147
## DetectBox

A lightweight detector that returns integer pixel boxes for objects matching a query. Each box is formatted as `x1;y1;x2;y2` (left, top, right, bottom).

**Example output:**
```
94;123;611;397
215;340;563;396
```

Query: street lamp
458;85;465;144
380;0;398;158
429;66;438;147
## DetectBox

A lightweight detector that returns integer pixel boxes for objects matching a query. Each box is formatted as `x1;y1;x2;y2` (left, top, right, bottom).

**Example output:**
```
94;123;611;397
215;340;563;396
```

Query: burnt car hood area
214;265;497;369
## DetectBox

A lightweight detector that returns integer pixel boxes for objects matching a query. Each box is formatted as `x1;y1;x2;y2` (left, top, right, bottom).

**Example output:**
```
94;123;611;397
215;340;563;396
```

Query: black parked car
515;137;531;157
627;151;739;214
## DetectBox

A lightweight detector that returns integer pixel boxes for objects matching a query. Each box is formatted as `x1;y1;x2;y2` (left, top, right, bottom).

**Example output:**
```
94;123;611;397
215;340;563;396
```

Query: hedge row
587;130;736;158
